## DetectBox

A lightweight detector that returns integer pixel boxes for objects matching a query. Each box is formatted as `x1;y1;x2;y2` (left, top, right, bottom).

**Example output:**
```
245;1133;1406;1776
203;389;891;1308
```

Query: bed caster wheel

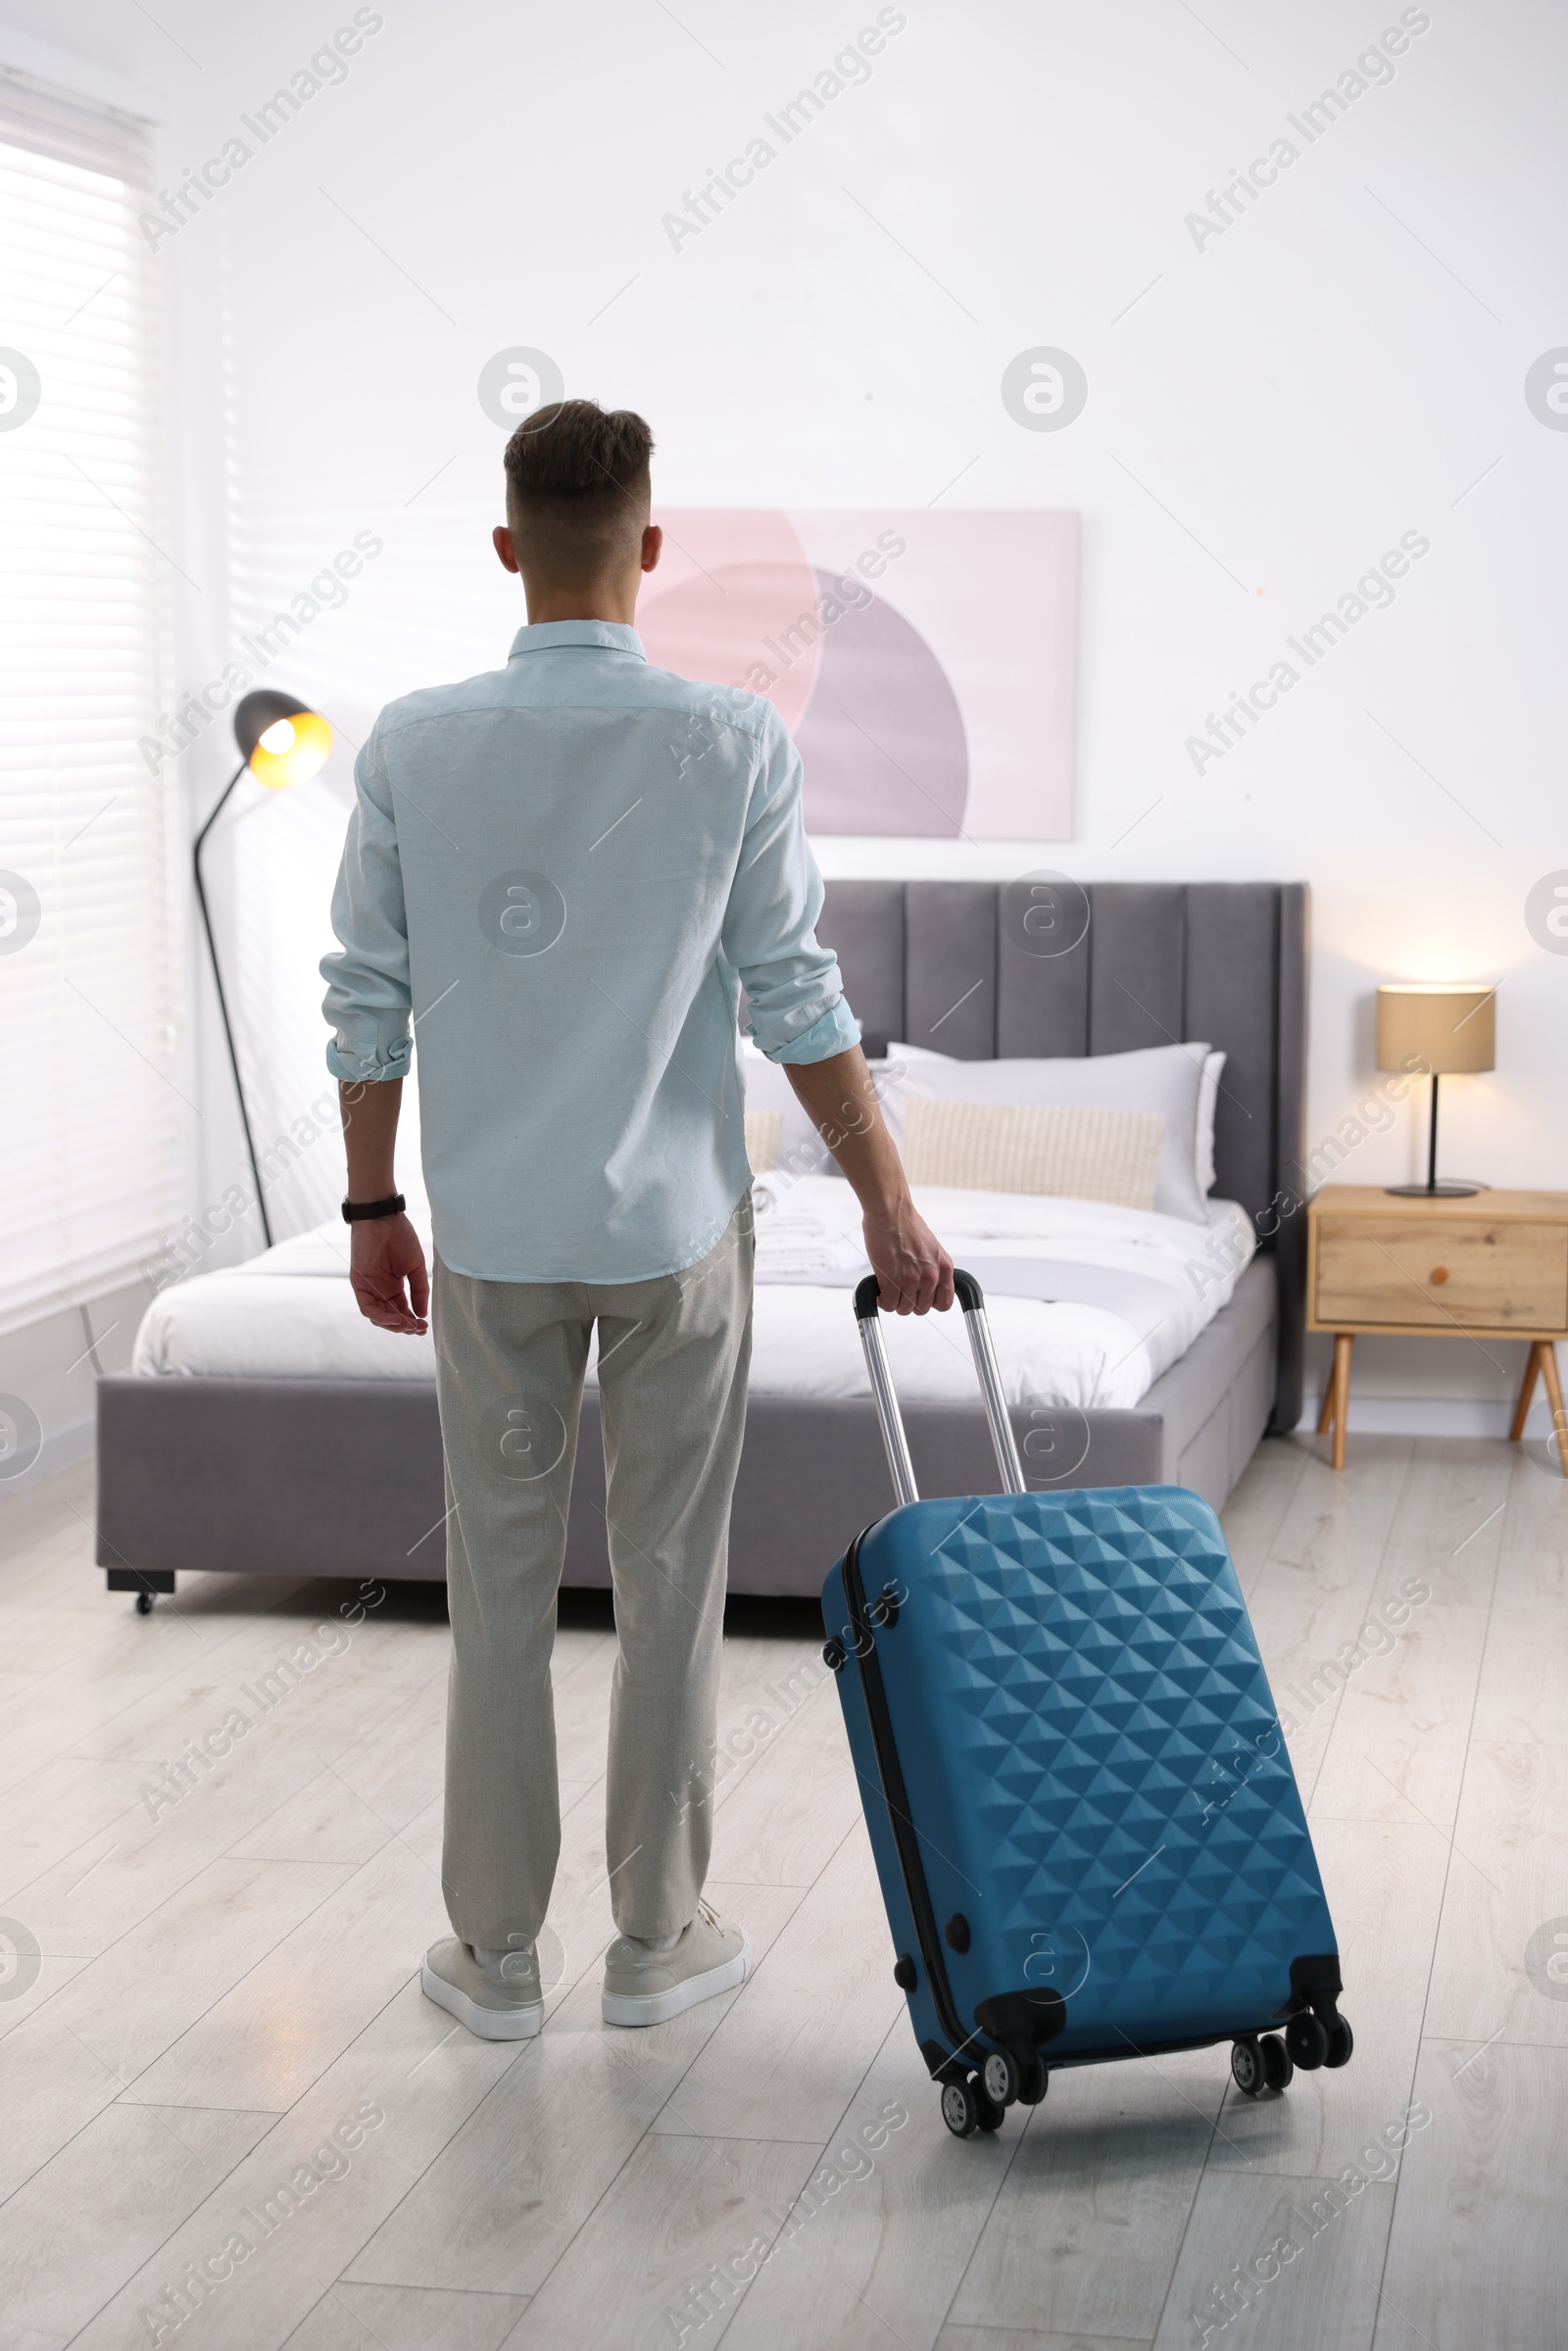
134;1591;153;1616
1323;2016;1354;2069
1286;2011;1330;2071
941;2079;981;2137
982;2049;1021;2108
1230;2037;1266;2096
1260;2033;1294;2091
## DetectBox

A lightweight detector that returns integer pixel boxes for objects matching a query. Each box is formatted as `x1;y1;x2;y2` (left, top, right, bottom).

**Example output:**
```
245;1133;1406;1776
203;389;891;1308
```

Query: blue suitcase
821;1270;1353;2137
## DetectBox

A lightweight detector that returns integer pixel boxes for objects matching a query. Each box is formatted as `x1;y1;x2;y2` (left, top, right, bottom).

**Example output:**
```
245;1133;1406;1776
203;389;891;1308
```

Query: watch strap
341;1193;407;1223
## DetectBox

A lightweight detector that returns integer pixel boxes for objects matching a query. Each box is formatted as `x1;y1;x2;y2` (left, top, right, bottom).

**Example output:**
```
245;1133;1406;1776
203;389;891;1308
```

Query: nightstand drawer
1314;1217;1568;1330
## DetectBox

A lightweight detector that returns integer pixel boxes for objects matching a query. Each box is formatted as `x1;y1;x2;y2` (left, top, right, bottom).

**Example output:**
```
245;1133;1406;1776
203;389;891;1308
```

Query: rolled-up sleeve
320;719;414;1085
723;703;860;1066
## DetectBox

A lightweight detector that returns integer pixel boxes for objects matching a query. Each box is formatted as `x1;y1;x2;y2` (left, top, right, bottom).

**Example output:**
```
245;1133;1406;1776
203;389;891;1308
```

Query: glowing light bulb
246;707;332;789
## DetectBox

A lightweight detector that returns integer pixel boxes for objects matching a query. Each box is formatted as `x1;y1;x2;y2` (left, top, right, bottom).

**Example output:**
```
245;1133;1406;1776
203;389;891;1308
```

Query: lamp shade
1376;983;1495;1075
233;688;332;791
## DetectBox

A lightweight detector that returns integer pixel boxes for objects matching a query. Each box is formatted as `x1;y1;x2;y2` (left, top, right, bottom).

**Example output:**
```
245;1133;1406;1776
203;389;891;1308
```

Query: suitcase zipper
841;1526;977;2076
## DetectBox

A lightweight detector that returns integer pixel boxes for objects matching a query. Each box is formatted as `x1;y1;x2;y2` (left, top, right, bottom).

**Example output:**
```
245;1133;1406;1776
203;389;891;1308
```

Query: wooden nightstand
1306;1185;1568;1473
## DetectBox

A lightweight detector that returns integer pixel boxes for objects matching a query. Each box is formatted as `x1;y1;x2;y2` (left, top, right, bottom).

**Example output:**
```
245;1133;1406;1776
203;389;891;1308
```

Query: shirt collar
507;619;647;661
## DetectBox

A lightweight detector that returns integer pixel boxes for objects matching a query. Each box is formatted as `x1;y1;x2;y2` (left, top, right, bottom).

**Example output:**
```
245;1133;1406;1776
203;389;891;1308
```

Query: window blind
0;70;184;1335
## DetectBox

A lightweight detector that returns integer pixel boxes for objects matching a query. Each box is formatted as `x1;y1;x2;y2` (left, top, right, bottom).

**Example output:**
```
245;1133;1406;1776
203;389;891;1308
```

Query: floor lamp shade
233;688;333;791
1375;982;1495;1197
195;691;333;1248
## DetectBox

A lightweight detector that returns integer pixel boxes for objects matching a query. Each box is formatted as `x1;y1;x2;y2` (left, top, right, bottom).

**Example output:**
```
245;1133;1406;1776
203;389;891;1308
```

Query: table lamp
1375;982;1495;1198
194;690;333;1247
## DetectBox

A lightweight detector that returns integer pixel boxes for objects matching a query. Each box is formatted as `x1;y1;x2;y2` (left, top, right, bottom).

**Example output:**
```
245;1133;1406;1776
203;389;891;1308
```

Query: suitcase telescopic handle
854;1268;1028;1505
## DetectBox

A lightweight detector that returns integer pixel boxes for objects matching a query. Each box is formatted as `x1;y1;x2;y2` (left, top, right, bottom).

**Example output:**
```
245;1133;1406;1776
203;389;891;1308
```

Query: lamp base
1385;1180;1488;1198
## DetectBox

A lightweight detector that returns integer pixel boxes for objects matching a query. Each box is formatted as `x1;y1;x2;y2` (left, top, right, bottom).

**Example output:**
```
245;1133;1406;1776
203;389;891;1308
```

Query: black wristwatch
341;1193;406;1224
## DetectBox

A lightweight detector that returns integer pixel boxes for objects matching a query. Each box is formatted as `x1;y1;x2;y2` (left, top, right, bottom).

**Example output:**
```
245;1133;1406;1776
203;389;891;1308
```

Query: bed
97;879;1307;1601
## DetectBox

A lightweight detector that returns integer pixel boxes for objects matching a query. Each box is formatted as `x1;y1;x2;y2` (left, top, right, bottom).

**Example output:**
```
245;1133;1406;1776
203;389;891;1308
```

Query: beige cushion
744;1107;783;1175
902;1100;1165;1207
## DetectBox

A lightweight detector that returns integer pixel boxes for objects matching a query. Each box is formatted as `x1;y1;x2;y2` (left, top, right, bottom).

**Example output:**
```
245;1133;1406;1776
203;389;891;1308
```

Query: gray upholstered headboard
815;879;1309;1432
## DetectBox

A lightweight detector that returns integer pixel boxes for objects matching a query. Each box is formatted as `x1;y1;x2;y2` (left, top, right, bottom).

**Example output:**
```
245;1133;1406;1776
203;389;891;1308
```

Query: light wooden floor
2;1434;1565;2350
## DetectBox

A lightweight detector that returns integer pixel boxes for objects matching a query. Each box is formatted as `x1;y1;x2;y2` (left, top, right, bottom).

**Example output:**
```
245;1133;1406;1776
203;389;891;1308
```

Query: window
0;70;183;1335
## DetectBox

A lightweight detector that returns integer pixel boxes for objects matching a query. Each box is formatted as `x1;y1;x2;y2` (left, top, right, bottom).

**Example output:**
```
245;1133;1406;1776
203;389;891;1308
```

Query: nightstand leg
1509;1344;1542;1445
1329;1334;1353;1471
1537;1342;1568;1478
1317;1378;1335;1435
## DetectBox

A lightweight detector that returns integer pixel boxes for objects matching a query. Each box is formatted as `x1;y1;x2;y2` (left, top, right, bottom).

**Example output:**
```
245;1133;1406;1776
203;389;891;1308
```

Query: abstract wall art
639;509;1078;840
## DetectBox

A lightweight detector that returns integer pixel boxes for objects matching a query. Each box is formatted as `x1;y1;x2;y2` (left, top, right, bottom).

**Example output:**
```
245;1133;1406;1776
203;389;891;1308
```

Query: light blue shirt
321;620;858;1283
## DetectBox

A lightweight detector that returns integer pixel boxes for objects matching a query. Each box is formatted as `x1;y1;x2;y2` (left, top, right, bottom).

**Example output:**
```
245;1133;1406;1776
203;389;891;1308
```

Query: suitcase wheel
941;2079;982;2137
941;2074;1004;2137
1261;2033;1294;2091
1016;2050;1050;2105
1230;2037;1267;2096
1323;2016;1354;2070
982;2049;1021;2107
978;2048;1049;2109
1285;2011;1331;2071
1234;2033;1296;2095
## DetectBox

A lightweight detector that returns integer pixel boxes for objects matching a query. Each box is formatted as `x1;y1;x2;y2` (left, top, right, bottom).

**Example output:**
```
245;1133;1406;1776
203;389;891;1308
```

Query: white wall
5;0;1567;1432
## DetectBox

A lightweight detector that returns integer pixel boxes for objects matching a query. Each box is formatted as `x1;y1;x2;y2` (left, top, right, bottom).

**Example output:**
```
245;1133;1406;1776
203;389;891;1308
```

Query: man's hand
338;1077;427;1333
781;1045;954;1315
349;1213;429;1334
862;1196;955;1316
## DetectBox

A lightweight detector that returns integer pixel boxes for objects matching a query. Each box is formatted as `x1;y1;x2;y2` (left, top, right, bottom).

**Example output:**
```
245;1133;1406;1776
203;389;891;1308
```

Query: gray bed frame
97;880;1307;1602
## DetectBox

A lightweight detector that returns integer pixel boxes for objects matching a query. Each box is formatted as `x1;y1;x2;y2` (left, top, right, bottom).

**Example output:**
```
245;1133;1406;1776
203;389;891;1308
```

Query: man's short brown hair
503;398;653;583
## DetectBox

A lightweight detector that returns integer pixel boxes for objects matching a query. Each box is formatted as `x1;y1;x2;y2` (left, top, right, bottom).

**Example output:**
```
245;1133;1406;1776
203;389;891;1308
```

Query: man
322;399;952;2042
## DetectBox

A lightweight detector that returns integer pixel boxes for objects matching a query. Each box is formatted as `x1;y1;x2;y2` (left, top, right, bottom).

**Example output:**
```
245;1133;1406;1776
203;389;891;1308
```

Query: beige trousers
433;1198;754;1950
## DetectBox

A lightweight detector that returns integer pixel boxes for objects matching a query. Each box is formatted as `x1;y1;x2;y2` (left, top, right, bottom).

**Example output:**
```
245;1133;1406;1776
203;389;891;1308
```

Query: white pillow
1197;1050;1224;1197
883;1041;1216;1225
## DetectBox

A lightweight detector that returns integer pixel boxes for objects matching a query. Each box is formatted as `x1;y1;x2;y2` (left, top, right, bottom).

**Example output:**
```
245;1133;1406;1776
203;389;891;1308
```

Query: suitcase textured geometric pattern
876;1487;1332;2034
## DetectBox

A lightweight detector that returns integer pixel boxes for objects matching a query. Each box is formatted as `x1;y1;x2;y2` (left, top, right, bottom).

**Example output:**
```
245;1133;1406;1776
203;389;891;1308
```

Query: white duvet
131;1180;1251;1413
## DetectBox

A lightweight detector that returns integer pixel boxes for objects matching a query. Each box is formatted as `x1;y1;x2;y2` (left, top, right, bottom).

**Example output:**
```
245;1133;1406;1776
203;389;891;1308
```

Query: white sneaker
602;1900;751;2028
420;1937;544;2040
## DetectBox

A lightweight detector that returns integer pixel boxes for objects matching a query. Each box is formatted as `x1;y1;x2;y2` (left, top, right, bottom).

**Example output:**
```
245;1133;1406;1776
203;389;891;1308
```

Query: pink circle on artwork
637;513;820;733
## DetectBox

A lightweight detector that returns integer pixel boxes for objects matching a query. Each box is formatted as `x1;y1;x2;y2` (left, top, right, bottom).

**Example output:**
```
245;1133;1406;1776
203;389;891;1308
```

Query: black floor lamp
194;689;333;1248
